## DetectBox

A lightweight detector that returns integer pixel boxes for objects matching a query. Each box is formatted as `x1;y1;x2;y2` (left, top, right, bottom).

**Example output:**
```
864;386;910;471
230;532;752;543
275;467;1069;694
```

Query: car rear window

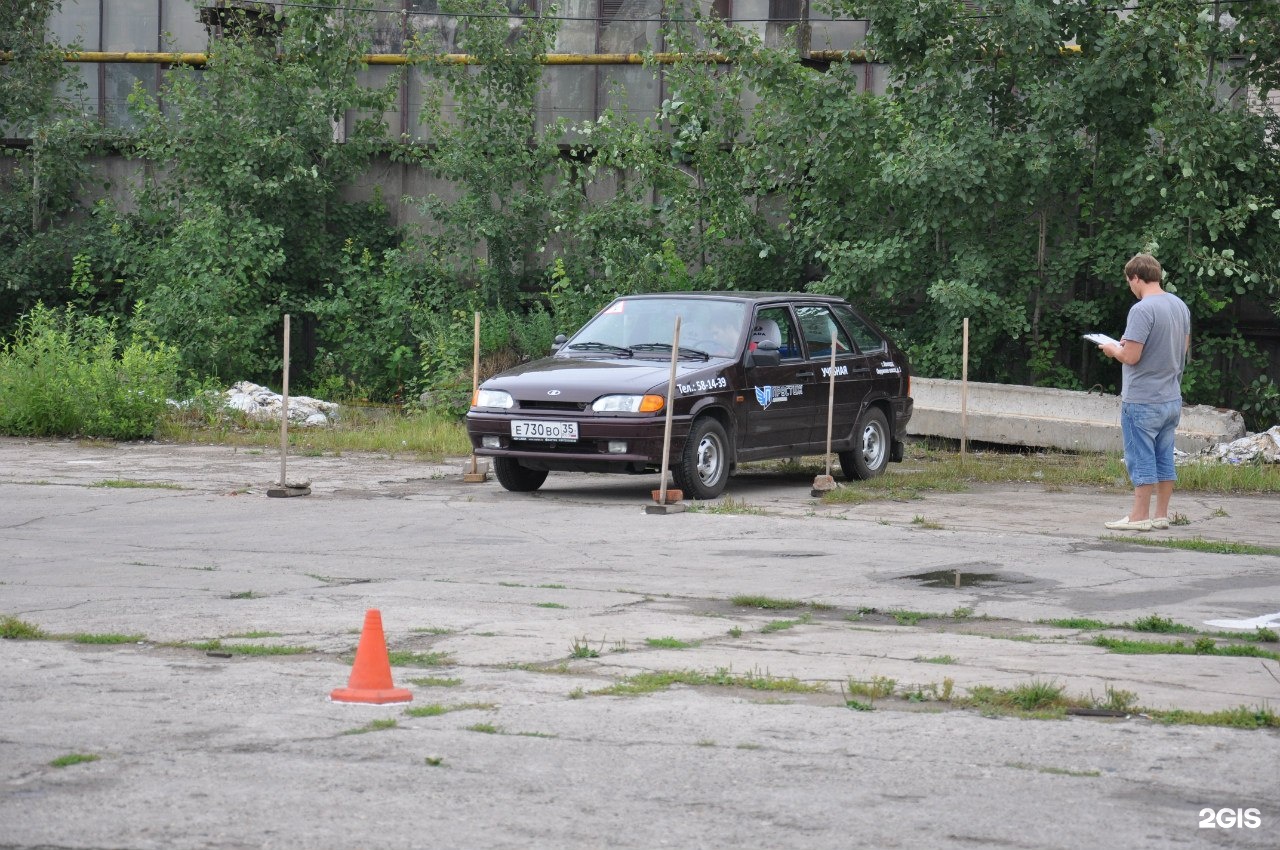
832;304;887;355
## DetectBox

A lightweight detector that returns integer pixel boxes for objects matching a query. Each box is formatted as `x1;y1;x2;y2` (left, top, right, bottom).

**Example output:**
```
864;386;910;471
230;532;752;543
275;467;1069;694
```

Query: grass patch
539;583;566;589
535;602;567;609
342;719;398;735
915;654;957;665
225;630;282;639
644;636;700;649
1039;615;1277;643
407;676;462;688
822;486;924;505
178;639;311;656
891;610;939;626
1107;536;1280;557
410;627;453;635
1146;705;1280;729
1;616;47;639
386;650;455;667
761;613;812;633
959;680;1078;717
817;443;1279;499
404;702;494;718
69;633;145;644
90;479;184;490
158;407;471;459
688;497;766;515
50;753;100;768
569;636;602;658
910;515;945;530
594;667;827;696
1129;614;1195;634
730;595;805;610
845;675;897;701
1092;636;1280;661
904;679;956;702
1037;617;1113;631
465;722;502;734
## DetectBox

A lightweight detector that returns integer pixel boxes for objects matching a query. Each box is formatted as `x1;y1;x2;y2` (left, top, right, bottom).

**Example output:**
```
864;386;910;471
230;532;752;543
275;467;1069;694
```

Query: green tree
120;0;401;380
0;0;98;334
761;0;1280;426
410;0;560;308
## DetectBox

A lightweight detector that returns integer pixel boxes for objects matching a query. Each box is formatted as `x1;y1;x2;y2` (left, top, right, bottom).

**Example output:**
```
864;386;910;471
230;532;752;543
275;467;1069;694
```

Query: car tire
672;417;730;500
839;407;889;480
494;457;549;492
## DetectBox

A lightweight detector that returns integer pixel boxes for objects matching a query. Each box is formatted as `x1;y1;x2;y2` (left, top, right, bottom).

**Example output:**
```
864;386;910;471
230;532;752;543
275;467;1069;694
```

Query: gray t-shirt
1121;292;1191;404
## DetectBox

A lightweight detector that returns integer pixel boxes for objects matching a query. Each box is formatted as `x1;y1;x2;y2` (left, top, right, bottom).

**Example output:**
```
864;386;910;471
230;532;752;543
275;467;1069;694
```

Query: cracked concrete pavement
1;436;1278;849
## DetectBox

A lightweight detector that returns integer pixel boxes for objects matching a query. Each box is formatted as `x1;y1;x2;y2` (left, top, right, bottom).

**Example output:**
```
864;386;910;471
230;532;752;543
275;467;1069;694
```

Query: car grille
517;400;588;412
510;439;589;453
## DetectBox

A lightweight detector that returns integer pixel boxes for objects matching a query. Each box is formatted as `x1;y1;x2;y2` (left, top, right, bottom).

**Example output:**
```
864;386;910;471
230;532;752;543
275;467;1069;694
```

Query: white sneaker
1150;517;1170;530
1105;516;1153;531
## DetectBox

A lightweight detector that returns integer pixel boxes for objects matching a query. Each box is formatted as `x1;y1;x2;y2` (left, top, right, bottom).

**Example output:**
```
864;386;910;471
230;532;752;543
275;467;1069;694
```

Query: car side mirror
746;340;780;368
551;333;567;353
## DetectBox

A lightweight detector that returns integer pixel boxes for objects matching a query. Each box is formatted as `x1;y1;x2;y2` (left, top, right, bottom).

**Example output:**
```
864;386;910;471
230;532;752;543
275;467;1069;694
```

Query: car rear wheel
672;417;730;500
494;457;549;492
839;407;889;480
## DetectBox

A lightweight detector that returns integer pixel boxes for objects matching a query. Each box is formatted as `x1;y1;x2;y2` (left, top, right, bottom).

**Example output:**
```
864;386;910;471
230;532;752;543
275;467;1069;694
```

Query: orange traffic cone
330;609;412;704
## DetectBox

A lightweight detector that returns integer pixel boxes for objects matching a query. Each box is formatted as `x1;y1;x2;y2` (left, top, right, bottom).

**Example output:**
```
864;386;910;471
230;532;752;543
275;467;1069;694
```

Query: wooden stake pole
463;310;488;483
267;314;310;497
279;313;290;487
810;328;839;496
824;327;837;476
657;316;681;505
961;317;970;459
471;311;480;476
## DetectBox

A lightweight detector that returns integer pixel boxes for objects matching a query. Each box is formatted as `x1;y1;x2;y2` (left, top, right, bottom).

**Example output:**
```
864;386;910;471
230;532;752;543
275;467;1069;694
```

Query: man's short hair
1124;253;1162;284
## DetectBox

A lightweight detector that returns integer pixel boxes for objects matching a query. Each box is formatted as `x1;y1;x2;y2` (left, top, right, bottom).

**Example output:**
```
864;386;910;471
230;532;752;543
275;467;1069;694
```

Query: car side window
749;308;802;360
831;304;887;355
795;306;854;359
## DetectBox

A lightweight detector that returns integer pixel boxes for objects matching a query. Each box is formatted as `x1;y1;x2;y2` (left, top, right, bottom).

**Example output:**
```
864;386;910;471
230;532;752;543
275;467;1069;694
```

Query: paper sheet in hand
1083;333;1120;348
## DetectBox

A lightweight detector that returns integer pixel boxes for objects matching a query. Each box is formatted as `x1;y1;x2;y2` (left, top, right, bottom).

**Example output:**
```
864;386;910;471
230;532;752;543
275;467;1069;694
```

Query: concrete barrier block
908;378;1246;454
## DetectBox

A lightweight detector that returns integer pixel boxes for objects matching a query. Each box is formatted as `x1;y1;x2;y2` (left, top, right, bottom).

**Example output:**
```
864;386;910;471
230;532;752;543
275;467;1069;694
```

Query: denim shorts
1121;400;1182;486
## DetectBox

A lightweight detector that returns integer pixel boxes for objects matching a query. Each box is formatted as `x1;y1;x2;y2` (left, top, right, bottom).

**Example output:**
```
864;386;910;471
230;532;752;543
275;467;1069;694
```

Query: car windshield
566;298;749;359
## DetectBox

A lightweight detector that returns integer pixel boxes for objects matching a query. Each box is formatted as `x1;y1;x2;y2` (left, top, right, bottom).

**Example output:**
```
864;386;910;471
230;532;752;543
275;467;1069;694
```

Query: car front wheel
672;417;730;500
494;457;549;492
839;407;889;480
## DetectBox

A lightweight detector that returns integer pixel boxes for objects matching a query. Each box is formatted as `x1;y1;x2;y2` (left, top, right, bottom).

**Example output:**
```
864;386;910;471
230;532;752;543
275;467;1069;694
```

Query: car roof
617;291;849;306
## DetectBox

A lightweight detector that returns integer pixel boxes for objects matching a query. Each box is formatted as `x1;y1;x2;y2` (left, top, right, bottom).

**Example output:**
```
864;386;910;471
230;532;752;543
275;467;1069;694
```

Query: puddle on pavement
903;569;1031;589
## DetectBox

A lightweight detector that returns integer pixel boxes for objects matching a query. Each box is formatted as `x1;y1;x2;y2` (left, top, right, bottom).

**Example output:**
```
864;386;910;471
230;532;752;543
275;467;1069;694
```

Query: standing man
1099;253;1192;531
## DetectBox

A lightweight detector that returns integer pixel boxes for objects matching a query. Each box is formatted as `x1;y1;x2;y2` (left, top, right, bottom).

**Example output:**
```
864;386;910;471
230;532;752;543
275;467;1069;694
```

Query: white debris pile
223;381;338;427
1200;425;1280;465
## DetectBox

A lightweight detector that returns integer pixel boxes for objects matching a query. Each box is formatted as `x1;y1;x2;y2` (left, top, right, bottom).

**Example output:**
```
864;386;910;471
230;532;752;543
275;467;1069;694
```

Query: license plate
511;420;579;441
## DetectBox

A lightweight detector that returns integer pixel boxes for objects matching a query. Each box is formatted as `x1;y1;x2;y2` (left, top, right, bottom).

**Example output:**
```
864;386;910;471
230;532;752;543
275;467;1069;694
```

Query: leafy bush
0;303;179;439
307;244;428;403
415;301;561;417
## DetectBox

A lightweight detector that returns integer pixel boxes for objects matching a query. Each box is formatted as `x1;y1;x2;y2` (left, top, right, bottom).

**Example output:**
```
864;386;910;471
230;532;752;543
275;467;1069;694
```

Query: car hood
483;355;725;403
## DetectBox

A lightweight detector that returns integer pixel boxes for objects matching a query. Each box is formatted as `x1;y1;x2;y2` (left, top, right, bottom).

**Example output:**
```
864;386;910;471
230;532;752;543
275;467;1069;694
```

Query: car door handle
796;370;815;378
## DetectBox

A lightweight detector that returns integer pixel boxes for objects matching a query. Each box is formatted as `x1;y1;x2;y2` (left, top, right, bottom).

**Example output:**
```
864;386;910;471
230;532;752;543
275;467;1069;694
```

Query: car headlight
591;394;664;413
473;389;514;409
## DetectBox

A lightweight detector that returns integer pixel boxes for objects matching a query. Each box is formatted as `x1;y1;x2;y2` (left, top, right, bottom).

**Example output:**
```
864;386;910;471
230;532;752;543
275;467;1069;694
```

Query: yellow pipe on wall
0;50;837;66
1;46;1080;66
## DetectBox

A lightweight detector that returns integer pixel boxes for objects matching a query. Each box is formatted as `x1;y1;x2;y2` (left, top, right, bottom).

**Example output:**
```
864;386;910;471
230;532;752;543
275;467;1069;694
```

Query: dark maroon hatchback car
466;292;913;499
